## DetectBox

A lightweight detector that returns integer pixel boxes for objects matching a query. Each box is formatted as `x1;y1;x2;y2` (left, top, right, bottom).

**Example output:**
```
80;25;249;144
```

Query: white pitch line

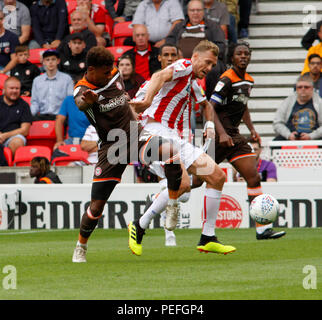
0;229;73;235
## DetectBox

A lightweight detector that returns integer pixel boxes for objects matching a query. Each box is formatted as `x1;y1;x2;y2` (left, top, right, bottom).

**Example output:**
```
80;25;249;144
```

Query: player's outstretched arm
129;68;173;113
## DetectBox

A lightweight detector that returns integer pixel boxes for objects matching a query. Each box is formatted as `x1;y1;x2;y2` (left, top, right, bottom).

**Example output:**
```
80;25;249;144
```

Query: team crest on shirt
79;62;85;69
95;167;102;176
116;81;123;90
25;69;30;76
214;81;225;92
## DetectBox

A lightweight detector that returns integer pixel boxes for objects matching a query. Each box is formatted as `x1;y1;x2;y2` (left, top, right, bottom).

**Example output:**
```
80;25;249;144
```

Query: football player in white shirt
128;40;236;256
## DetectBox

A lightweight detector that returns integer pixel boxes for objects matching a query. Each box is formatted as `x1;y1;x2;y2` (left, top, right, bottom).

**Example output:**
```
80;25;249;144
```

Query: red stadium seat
21;96;31;105
51;144;89;166
106;46;133;62
112;21;133;46
26;120;56;150
13;146;52;166
66;0;77;13
3;147;13;166
0;73;8;95
28;48;47;66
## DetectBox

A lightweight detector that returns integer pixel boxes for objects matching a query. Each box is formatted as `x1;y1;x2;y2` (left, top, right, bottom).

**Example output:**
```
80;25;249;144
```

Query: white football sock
201;188;222;237
139;188;169;229
256;223;273;234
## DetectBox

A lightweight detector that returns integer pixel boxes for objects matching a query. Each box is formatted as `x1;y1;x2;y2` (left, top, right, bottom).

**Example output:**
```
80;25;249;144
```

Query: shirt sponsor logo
99;93;127;112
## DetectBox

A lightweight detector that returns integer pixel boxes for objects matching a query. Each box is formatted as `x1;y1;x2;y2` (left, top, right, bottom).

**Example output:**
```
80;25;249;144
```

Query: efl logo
216;194;243;228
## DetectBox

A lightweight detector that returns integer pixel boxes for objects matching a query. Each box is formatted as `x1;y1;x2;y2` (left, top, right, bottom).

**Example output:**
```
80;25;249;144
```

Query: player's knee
208;166;226;188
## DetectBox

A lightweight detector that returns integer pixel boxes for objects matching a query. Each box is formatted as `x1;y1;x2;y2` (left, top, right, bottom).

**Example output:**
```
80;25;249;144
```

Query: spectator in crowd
30;49;74;121
165;0;225;60
301;20;322;50
218;0;239;43
29;0;68;49
132;0;184;48
80;124;99;165
69;0;108;47
203;0;230;40
59;10;97;54
0;0;31;44
10;45;41;96
104;0;141;22
0;10;19;73
302;23;322;74
273;75;322;141
236;137;277;182
0;77;32;156
58;33;87;82
238;0;252;39
29;156;62;184
302;53;322;97
122;24;161;80
54;95;90;150
117;55;145;99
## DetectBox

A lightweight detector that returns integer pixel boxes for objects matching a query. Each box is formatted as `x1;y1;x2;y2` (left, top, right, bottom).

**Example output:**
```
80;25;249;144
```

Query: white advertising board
0;182;321;230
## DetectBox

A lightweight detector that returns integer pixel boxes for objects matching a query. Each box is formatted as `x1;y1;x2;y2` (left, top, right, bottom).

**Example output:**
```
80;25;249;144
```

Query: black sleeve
30;5;45;46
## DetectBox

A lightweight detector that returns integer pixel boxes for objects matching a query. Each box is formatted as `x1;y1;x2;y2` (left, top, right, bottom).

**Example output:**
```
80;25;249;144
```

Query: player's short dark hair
227;41;251;65
15;45;29;54
308;53;321;63
159;43;179;55
86;46;115;68
31;157;50;176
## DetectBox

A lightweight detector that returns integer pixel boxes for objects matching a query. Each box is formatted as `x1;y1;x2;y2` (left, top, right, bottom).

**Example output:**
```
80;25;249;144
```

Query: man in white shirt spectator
30;49;74;120
132;0;184;47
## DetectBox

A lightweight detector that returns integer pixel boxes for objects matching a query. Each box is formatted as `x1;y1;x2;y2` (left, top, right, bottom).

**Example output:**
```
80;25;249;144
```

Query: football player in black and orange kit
29;157;62;184
72;46;190;262
210;42;286;240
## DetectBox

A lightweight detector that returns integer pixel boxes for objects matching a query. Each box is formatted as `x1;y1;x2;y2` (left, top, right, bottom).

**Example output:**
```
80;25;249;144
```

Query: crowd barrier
0;182;321;230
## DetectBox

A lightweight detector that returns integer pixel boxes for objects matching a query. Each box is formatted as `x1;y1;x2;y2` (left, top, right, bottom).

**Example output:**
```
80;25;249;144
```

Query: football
249;194;279;225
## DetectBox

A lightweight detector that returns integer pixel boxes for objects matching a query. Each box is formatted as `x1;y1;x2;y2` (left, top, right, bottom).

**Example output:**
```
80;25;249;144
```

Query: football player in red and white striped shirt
129;40;236;255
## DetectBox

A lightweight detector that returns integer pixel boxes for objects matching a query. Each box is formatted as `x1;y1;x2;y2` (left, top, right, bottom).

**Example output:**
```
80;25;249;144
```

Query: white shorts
144;122;204;173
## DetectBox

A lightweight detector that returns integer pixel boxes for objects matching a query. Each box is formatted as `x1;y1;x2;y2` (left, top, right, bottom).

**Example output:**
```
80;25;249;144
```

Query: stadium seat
26;120;56;150
0;73;8;95
28;48;47;66
112;21;133;46
106;46;133;62
66;0;77;13
3;147;13;166
13;146;52;166
21;96;31;105
51;144;89;166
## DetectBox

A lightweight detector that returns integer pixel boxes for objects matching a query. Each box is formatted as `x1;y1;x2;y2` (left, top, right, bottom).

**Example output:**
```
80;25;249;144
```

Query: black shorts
215;131;255;164
91;129;168;200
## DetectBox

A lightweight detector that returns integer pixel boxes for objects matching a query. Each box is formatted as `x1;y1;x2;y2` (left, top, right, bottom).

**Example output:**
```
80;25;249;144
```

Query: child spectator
10;45;41;96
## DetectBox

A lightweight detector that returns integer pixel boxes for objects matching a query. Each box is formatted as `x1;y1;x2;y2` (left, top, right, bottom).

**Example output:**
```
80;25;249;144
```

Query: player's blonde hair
193;40;219;57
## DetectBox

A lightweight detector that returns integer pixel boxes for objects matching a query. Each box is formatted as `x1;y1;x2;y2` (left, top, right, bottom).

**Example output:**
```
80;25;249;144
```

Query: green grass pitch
0;228;321;300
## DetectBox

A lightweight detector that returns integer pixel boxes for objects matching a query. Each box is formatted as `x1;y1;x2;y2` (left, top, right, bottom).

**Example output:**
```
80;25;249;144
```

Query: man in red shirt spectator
122;24;160;80
69;0;108;46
